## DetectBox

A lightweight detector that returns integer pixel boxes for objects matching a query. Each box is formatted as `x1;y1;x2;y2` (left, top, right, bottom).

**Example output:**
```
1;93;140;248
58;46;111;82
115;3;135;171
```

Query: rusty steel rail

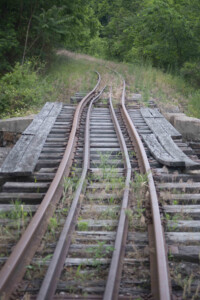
103;88;132;299
120;78;171;300
0;72;101;299
37;87;106;300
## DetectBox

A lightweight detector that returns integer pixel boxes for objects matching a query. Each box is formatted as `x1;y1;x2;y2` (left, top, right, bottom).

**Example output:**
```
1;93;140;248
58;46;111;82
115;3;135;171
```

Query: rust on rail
37;87;105;300
120;78;171;300
0;72;101;298
103;88;132;299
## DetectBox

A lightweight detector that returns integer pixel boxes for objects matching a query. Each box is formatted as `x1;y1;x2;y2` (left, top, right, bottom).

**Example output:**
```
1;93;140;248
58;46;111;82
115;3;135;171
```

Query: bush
188;90;200;118
0;61;53;117
86;36;108;58
180;62;200;87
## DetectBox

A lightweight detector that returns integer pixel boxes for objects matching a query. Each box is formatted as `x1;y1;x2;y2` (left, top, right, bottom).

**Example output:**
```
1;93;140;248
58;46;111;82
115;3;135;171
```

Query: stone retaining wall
0;115;34;146
162;112;200;142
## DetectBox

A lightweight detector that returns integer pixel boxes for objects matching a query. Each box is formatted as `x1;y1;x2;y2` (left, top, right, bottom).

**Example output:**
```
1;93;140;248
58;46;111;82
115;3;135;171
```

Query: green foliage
0;200;28;220
87;241;114;267
181;62;200;87
0;0;100;73
0;60;53;117
188;90;200;118
90;0;200;78
1;0;200;117
0;27;19;73
86;36;108;58
77;221;89;231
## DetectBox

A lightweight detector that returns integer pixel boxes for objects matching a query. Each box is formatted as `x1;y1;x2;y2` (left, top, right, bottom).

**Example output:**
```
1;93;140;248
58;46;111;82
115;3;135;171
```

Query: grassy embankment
1;51;200;118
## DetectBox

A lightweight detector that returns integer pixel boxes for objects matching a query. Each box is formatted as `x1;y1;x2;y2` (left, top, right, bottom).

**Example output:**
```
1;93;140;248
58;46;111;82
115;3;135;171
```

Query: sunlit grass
8;50;199;119
46;55;99;103
117;61;200;118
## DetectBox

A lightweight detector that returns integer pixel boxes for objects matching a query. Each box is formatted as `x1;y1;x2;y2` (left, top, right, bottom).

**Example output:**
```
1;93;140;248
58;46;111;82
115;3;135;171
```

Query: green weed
77;221;89;231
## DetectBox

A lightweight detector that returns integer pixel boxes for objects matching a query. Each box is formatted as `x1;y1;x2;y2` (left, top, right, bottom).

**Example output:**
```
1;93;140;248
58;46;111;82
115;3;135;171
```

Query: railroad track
127;97;200;299
0;70;199;300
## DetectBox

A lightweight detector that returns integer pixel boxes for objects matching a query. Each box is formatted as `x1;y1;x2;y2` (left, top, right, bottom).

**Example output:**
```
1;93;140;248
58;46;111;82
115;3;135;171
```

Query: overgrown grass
46;55;99;103
0;55;99;118
60;51;200;118
117;61;200;118
1;51;200;118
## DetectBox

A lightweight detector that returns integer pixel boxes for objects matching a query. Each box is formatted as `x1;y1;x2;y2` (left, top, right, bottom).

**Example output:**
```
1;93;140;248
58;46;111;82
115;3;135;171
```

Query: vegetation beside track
1;51;200;119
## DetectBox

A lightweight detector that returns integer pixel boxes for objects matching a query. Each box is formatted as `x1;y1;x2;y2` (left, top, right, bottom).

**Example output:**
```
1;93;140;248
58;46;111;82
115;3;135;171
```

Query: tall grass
117;61;200;118
46;55;99;103
1;51;200;119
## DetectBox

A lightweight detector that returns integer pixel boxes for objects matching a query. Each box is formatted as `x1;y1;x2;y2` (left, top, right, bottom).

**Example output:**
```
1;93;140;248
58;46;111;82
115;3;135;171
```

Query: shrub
180;61;200;87
0;61;53;117
188;90;200;118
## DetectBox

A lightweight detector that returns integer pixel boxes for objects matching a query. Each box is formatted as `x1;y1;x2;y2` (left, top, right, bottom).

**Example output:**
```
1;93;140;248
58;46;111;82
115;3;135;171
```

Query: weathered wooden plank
89;148;121;153
81;204;120;213
30;173;55;181
141;108;164;118
168;245;200;262
90;160;124;167
2;182;49;193
158;118;181;138
140;108;154;118
167;220;200;231
0;102;63;175
24;102;62;134
77;219;118;229
23;102;54;135
87;182;123;189
66;258;110;266
90;168;124;173
149;108;163;118
141;134;184;166
166;232;200;243
155;172;200;182
48;103;63;117
73;231;148;243
0;192;44;203
140;109;198;166
38;168;57;173
90;138;118;142
0;204;38;212
157;182;200;190
161;193;200;203
14;116;58;175
142;132;198;168
90;143;119;147
0;135;33;173
164;205;200;214
160;135;199;168
86;192;122;200
142;112;181;138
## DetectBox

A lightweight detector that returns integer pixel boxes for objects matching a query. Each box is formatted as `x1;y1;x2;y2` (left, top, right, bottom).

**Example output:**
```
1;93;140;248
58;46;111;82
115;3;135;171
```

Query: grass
117;60;200;117
2;49;200;119
45;55;99;103
1;50;200;119
56;50;200;118
0;200;31;241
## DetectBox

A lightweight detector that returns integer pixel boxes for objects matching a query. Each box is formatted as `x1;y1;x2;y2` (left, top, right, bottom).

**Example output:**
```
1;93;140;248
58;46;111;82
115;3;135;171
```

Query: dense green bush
0;27;19;73
0;61;53;117
86;36;108;58
180;62;200;87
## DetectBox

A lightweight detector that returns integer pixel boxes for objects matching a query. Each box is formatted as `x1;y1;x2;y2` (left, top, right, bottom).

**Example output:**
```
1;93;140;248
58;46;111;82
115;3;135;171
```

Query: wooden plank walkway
140;108;199;168
0;102;62;175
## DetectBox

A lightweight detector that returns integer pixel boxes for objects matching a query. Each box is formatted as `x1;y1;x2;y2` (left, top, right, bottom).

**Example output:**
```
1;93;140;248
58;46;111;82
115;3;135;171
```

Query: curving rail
103;88;132;299
0;72;101;299
37;87;106;300
120;77;171;300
